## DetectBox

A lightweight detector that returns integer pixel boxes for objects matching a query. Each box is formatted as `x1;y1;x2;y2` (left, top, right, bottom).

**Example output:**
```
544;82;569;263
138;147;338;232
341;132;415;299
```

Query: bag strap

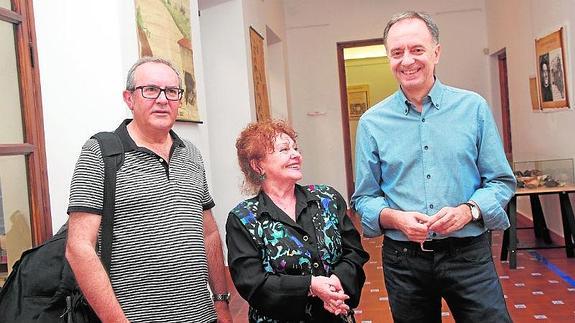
91;132;124;273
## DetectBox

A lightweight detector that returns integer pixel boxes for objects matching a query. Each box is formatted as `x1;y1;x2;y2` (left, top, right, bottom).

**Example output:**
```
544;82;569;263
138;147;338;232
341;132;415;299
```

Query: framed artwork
347;85;370;120
535;28;570;110
529;77;540;111
134;0;201;122
249;27;270;121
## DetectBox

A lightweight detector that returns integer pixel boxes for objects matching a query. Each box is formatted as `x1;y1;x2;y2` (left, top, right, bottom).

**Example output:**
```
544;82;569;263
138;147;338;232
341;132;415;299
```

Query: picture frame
347;85;370;120
529;76;540;111
134;0;202;123
249;27;271;121
535;27;570;110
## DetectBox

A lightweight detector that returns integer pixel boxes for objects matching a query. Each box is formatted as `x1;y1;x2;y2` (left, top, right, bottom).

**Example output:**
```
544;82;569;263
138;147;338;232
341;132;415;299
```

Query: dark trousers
382;233;512;323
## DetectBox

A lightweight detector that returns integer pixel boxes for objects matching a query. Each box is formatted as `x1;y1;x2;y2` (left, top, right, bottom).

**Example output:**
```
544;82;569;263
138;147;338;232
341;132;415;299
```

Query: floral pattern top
226;184;369;322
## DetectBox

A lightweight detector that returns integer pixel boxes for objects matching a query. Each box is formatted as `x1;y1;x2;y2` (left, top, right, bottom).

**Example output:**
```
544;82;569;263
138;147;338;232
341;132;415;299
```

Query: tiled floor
227;214;575;322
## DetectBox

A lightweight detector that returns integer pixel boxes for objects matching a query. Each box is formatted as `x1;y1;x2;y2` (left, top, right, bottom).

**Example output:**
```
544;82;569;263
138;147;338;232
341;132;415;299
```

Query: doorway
336;38;397;200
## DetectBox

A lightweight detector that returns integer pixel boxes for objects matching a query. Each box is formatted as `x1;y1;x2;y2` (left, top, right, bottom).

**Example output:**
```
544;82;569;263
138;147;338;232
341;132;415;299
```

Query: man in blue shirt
352;11;515;322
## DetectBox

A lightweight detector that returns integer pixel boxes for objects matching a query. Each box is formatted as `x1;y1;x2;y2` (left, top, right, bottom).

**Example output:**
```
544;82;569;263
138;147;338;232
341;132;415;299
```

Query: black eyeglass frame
132;85;184;101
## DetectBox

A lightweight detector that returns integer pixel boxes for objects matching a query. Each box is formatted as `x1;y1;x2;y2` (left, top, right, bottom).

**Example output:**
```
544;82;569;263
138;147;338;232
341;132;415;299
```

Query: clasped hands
400;205;472;243
310;274;350;316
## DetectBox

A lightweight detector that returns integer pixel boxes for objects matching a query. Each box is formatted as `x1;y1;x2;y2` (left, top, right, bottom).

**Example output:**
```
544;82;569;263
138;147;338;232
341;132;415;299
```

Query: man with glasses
352;11;515;322
66;57;232;322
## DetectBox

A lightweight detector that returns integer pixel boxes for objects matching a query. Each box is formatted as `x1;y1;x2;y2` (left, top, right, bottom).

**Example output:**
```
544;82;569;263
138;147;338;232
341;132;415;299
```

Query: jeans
382;233;512;323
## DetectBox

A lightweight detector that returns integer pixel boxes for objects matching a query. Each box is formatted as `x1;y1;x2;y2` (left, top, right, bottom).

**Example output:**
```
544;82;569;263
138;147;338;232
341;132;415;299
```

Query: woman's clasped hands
310;274;350;316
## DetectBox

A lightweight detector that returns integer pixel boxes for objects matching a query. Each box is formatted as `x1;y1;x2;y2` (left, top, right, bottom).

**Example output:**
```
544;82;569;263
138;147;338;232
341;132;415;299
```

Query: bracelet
212;292;231;303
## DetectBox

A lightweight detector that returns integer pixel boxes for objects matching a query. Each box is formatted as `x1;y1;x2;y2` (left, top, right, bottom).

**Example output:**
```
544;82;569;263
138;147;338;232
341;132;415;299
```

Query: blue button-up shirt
351;80;516;240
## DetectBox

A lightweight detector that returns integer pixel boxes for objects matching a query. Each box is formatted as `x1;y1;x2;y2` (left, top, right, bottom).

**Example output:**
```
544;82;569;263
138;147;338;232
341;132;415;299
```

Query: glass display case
513;158;574;189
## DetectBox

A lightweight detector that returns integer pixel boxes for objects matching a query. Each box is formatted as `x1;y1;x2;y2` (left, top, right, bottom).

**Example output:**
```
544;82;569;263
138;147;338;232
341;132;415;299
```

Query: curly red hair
236;120;297;194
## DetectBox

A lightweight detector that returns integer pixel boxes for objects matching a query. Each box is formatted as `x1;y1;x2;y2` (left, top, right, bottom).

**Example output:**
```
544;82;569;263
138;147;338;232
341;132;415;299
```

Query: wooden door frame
336;38;383;201
496;49;513;163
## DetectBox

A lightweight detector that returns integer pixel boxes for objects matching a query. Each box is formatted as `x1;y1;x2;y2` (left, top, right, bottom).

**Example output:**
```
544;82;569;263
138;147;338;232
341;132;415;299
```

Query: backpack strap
91;132;124;273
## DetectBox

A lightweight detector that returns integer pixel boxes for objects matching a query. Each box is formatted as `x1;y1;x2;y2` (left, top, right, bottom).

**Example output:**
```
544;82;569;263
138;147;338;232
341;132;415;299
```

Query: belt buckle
420;239;434;252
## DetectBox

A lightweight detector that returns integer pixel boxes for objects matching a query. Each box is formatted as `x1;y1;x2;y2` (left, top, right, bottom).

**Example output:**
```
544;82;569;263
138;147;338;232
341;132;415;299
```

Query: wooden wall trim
11;0;53;244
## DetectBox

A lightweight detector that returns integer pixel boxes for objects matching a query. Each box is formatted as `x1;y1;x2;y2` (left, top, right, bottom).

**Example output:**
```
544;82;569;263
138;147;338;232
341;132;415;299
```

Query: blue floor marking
528;250;575;287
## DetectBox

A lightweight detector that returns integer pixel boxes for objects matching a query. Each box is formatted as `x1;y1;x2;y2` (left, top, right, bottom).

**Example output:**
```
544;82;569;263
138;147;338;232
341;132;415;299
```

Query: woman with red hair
226;120;368;322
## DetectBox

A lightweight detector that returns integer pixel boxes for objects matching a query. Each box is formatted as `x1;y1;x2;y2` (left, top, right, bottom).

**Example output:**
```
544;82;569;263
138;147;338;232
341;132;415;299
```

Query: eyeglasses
132;85;184;101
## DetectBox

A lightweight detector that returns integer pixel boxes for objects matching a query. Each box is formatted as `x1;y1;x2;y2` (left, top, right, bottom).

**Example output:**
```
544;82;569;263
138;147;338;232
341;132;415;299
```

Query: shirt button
429;204;434;209
303;235;309;242
424;145;429;150
159;158;164;163
313;262;319;268
422;118;426;122
426;174;431;179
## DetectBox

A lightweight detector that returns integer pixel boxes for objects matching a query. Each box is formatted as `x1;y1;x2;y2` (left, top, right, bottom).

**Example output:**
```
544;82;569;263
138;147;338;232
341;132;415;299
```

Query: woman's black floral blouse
226;184;369;322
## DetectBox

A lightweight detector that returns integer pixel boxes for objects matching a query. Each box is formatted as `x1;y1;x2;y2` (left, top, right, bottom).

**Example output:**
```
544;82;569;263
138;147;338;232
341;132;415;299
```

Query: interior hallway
226;214;575;322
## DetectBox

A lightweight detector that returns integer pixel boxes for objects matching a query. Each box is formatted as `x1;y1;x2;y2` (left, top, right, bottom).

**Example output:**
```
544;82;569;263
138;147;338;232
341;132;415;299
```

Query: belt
385;233;486;253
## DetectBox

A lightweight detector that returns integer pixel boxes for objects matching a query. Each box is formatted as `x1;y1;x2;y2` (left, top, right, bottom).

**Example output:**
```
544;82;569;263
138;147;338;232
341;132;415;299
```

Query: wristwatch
212;292;231;303
463;202;481;221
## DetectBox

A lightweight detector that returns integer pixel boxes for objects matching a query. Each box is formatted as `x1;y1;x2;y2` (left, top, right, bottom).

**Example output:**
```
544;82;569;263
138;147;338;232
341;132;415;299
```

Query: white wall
283;0;491;200
267;27;290;121
486;0;575;237
199;0;289;255
199;0;252;243
34;0;213;232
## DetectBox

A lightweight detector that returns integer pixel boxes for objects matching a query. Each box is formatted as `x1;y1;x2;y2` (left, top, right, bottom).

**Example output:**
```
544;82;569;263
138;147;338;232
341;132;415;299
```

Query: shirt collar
396;78;444;116
114;119;186;152
256;184;319;221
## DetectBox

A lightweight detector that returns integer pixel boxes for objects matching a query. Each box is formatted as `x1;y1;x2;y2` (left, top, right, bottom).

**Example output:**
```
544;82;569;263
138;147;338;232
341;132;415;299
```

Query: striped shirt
68;120;217;322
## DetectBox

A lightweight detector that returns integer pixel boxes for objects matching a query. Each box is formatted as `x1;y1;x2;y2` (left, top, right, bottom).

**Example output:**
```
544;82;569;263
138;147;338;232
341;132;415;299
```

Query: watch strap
462;202;481;221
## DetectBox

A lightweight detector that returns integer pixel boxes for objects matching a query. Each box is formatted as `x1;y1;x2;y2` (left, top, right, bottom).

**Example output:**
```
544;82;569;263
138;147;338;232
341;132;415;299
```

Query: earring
258;173;266;181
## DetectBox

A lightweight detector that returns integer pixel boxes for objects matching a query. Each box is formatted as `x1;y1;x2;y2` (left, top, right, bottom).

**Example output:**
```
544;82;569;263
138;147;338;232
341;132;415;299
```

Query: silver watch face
471;205;480;220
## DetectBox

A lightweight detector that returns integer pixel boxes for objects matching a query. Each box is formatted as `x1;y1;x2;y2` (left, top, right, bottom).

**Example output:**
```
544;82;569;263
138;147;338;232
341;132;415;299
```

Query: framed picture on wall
134;0;202;122
347;85;370;120
249;27;271;121
535;27;570;110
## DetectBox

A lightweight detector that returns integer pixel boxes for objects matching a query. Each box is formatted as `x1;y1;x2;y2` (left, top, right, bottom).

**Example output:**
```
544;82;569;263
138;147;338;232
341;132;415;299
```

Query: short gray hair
383;11;439;47
125;57;182;90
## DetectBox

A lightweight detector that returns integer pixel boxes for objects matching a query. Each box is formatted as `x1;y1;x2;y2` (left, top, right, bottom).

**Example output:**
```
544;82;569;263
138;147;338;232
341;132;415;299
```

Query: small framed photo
535;28;570;110
347;85;370;120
